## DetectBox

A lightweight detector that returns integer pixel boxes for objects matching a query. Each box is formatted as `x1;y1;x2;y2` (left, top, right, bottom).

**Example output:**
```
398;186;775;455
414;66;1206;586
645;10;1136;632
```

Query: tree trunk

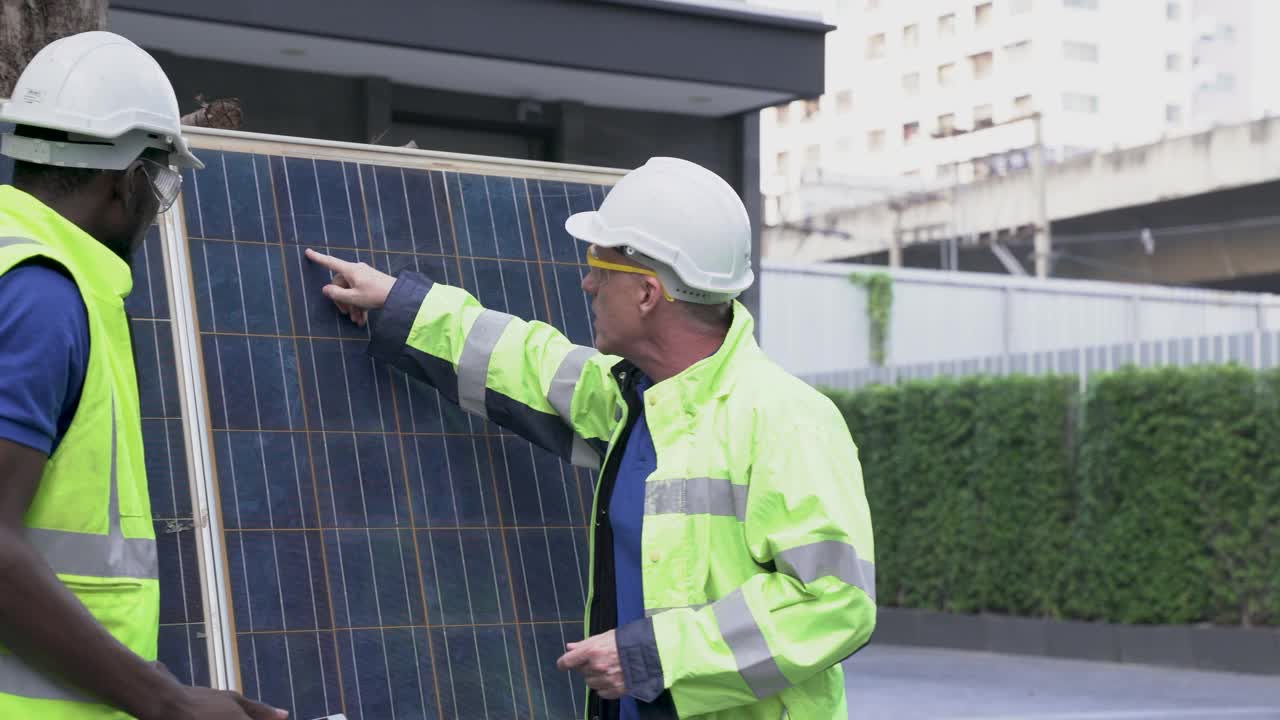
0;0;108;98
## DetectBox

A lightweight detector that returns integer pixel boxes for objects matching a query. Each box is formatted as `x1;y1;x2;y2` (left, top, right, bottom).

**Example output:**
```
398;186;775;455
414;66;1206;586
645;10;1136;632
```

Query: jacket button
647;395;657;407
649;552;660;563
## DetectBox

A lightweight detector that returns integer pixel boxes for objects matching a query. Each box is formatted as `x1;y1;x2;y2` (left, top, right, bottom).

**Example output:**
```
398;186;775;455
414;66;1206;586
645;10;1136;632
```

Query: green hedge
826;366;1280;627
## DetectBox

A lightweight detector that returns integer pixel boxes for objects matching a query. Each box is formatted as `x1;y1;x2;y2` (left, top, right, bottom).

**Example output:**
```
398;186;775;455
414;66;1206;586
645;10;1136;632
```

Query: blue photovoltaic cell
181;148;606;720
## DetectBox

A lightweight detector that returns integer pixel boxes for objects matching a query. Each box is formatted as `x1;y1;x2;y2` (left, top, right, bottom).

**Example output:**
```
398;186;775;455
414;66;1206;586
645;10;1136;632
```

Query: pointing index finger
305;248;351;273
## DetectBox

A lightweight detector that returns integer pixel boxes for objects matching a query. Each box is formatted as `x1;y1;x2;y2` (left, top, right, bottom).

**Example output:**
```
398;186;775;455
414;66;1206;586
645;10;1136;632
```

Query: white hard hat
566;157;753;304
0;31;202;170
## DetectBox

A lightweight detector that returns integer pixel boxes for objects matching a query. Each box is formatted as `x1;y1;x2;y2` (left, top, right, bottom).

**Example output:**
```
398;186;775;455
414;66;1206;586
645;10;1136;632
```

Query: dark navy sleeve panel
0;262;90;456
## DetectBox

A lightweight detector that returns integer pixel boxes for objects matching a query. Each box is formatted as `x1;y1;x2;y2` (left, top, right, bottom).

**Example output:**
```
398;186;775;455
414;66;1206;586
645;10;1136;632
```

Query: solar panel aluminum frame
159;200;239;689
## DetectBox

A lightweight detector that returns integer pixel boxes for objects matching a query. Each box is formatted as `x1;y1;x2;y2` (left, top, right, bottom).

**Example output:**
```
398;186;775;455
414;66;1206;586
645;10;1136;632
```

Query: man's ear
637;276;664;314
112;161;145;210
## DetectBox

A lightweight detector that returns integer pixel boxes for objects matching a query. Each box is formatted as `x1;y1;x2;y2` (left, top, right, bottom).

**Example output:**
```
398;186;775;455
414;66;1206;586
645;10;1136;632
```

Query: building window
1217;73;1236;91
1005;40;1032;62
1166;53;1182;71
1064;0;1098;8
1010;0;1033;13
937;113;957;136
836;137;852;157
1220;24;1236;42
902;72;921;95
1166;2;1180;20
975;2;995;27
903;121;921;143
937;62;957;87
1063;92;1099;113
803;99;820;120
1014;94;1034;115
938;13;957;37
867;33;887;59
836;90;853;114
804;144;821;169
775;103;791;125
1063;41;1100;62
903;23;920;48
973;104;994;129
1166;104;1182;124
865;0;881;9
775;151;788;175
937;162;957;179
970;51;995;79
867;129;886;151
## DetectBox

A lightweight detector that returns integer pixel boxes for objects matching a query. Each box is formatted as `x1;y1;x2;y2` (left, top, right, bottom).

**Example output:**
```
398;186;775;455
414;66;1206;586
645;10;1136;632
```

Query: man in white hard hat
0;31;287;720
308;157;876;720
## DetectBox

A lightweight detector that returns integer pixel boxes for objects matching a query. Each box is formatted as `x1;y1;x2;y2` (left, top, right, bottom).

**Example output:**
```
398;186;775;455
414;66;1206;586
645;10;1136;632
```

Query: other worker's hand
169;686;288;720
556;629;628;700
305;248;396;327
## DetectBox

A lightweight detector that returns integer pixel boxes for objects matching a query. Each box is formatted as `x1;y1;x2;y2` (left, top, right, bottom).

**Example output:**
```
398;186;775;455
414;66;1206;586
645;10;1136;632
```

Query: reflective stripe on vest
0;237;38;250
0;653;96;703
644;477;746;521
25;407;158;581
0;403;158;702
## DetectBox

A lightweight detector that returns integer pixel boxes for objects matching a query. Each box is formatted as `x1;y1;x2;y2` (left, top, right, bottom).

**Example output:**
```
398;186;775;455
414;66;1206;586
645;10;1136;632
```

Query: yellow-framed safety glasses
585;245;675;302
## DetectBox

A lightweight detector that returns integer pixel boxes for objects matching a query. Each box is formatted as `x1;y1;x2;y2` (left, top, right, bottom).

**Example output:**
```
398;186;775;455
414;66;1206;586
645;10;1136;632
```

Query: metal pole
889;207;904;268
1032;112;1051;279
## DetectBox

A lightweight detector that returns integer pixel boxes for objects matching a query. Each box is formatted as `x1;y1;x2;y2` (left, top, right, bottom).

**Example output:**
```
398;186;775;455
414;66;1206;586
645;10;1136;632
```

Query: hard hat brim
564;211;623;250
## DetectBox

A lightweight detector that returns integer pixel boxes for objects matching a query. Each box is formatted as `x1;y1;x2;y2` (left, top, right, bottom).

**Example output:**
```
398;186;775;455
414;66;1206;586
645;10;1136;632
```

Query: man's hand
556;630;628;700
304;248;397;327
164;686;288;720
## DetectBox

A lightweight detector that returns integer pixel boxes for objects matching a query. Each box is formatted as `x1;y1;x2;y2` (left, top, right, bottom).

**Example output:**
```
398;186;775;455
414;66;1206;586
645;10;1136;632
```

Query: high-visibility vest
0;185;158;720
368;271;877;720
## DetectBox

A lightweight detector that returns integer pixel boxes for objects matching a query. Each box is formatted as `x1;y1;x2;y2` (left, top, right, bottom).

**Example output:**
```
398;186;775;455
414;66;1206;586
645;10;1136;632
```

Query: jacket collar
631;300;757;413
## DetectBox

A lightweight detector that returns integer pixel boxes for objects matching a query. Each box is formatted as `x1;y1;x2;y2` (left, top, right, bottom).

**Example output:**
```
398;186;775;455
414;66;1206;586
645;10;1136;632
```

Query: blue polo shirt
0;263;89;456
611;374;654;720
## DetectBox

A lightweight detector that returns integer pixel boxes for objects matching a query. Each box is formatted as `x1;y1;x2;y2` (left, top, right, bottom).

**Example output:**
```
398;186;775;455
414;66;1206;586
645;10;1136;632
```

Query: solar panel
2;125;626;718
163;133;620;720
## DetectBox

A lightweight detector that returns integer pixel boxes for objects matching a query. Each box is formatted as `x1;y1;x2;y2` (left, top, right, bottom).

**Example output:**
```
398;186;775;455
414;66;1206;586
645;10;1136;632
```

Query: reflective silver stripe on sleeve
552;346;604;469
712;589;791;700
24;402;159;580
456;309;515;418
548;345;597;422
0;652;96;702
570;435;601;470
644;477;746;521
775;541;876;601
0;237;39;249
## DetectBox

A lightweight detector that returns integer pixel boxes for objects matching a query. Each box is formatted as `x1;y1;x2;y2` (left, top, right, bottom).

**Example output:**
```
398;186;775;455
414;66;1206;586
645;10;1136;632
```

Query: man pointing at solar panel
308;157;876;720
0;32;288;720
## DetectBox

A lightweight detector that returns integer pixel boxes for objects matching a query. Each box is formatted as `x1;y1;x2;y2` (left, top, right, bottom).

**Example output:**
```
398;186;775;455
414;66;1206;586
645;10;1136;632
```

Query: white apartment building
758;0;1269;229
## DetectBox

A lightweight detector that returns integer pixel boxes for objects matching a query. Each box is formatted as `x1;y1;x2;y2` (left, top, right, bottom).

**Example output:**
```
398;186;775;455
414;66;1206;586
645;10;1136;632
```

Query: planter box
873;608;1280;675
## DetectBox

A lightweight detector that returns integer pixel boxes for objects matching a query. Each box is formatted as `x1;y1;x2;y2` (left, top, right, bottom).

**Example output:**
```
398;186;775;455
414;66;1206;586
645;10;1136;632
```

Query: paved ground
843;646;1280;720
